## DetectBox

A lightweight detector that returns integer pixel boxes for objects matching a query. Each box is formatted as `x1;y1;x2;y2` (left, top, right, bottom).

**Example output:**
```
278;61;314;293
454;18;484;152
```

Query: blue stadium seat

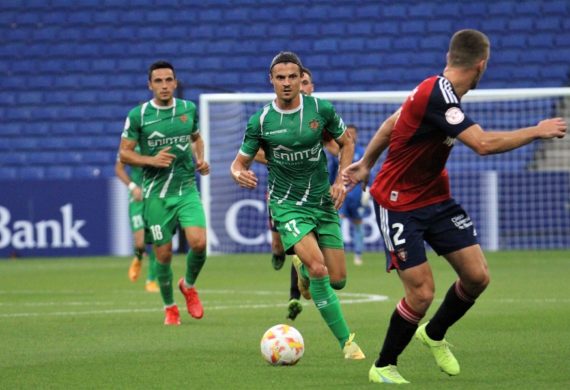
0;153;26;165
543;1;568;14
45;166;74;179
19;167;45;179
0;167;18;180
73;166;104;178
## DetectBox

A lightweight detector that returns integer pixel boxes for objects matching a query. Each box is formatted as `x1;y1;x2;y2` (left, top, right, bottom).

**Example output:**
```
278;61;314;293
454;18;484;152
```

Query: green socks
309;275;350;348
155;261;174;306
134;247;144;261
185;250;206;286
147;249;158;281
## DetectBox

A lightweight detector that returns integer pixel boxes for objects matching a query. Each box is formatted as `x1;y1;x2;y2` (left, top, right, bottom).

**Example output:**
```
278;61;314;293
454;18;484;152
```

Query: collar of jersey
271;94;303;114
149;97;176;110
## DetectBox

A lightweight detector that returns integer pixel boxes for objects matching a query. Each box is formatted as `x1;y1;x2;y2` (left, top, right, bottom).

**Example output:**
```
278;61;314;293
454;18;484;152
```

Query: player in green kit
119;61;209;326
115;149;159;293
231;52;365;360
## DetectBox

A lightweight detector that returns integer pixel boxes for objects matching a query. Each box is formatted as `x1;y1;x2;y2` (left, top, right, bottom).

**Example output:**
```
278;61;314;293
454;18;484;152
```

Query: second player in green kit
231;51;365;360
119;61;210;326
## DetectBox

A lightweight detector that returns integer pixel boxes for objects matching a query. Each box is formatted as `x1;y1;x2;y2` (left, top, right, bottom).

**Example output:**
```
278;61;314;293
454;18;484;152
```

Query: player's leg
316;210;347;290
270;222;286;270
128;203;145;282
370;202;435;382
414;245;488;376
144;245;159;292
145;197;180;324
287;262;303;320
177;192;207;319
294;235;349;341
414;199;483;375
320;247;346;290
351;218;364;265
428;244;489;339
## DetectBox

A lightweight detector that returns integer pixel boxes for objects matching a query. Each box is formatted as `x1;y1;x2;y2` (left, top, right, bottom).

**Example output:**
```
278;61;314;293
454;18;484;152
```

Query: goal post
200;88;570;254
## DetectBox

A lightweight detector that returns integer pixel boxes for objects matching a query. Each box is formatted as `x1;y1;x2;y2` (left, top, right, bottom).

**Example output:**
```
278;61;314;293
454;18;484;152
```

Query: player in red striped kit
343;29;567;384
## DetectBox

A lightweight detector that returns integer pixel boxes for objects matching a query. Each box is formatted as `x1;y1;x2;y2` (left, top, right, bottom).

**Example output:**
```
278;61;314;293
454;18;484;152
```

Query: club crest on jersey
309;119;320;131
180;114;188;123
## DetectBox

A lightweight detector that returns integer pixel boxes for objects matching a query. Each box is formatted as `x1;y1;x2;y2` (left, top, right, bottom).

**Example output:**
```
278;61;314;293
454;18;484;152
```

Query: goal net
200;88;570;254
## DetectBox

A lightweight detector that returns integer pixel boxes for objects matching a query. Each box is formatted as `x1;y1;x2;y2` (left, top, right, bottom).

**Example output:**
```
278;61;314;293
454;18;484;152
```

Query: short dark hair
148;60;176;80
269;51;303;74
448;29;490;68
301;67;312;80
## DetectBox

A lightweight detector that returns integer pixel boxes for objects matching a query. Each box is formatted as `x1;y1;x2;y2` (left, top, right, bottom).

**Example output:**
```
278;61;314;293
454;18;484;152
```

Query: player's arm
230;152;258;189
458;118;567;155
254;149;268;165
342;109;400;190
324;138;339;156
330;130;354;209
233;112;263;188
190;132;210;175
119;138;175;168
115;158;142;201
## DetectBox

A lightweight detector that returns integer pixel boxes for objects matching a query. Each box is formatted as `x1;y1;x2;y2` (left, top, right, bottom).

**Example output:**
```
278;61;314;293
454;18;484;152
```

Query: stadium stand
0;0;569;179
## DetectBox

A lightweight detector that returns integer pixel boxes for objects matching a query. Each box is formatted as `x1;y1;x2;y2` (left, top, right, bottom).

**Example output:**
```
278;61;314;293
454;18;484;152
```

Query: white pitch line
0;291;388;318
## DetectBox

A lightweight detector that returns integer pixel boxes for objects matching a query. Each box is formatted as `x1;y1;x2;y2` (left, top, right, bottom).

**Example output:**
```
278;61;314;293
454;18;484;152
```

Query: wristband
128;182;137;191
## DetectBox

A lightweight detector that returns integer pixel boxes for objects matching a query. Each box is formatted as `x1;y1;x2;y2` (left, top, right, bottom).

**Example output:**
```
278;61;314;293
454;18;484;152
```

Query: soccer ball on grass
260;324;304;365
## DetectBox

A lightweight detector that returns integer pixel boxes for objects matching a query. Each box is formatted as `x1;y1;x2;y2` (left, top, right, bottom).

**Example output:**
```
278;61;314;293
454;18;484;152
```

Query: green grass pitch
1;251;569;389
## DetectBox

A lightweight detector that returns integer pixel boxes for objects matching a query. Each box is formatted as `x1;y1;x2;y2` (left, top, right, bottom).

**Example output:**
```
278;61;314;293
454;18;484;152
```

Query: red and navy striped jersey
370;75;475;211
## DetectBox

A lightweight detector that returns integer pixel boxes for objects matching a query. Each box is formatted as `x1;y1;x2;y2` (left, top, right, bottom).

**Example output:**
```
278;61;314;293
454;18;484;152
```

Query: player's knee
329;278;346;290
307;262;328;278
188;235;207;253
408;287;434;313
463;269;490;297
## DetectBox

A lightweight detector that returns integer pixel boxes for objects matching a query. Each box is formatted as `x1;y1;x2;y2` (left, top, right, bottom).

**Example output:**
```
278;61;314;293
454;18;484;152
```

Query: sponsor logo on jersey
266;129;288;135
145;119;162;126
148;131;165;139
390;191;398;202
445;107;465;125
147;133;191;148
272;144;322;162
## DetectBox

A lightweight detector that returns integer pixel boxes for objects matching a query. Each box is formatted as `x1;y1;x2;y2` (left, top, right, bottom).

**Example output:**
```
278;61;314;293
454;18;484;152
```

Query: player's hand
131;186;143;201
537;117;567;139
195;160;210;176
234;170;258;189
330;181;347;210
342;160;370;192
152;147;176;168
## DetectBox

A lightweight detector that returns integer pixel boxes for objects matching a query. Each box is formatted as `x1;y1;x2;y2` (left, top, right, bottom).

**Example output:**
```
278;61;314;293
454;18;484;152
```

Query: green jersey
122;98;199;199
240;95;346;207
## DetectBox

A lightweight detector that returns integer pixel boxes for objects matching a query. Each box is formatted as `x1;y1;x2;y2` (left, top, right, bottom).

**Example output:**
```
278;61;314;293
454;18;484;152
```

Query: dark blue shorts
373;199;479;271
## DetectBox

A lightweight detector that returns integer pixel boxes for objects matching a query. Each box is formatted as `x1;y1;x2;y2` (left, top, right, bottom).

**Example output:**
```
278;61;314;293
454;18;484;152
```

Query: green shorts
143;191;206;246
129;200;145;232
270;202;344;252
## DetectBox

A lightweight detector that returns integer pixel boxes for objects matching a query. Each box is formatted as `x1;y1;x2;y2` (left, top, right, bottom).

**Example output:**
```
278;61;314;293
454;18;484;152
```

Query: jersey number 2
392;223;406;245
